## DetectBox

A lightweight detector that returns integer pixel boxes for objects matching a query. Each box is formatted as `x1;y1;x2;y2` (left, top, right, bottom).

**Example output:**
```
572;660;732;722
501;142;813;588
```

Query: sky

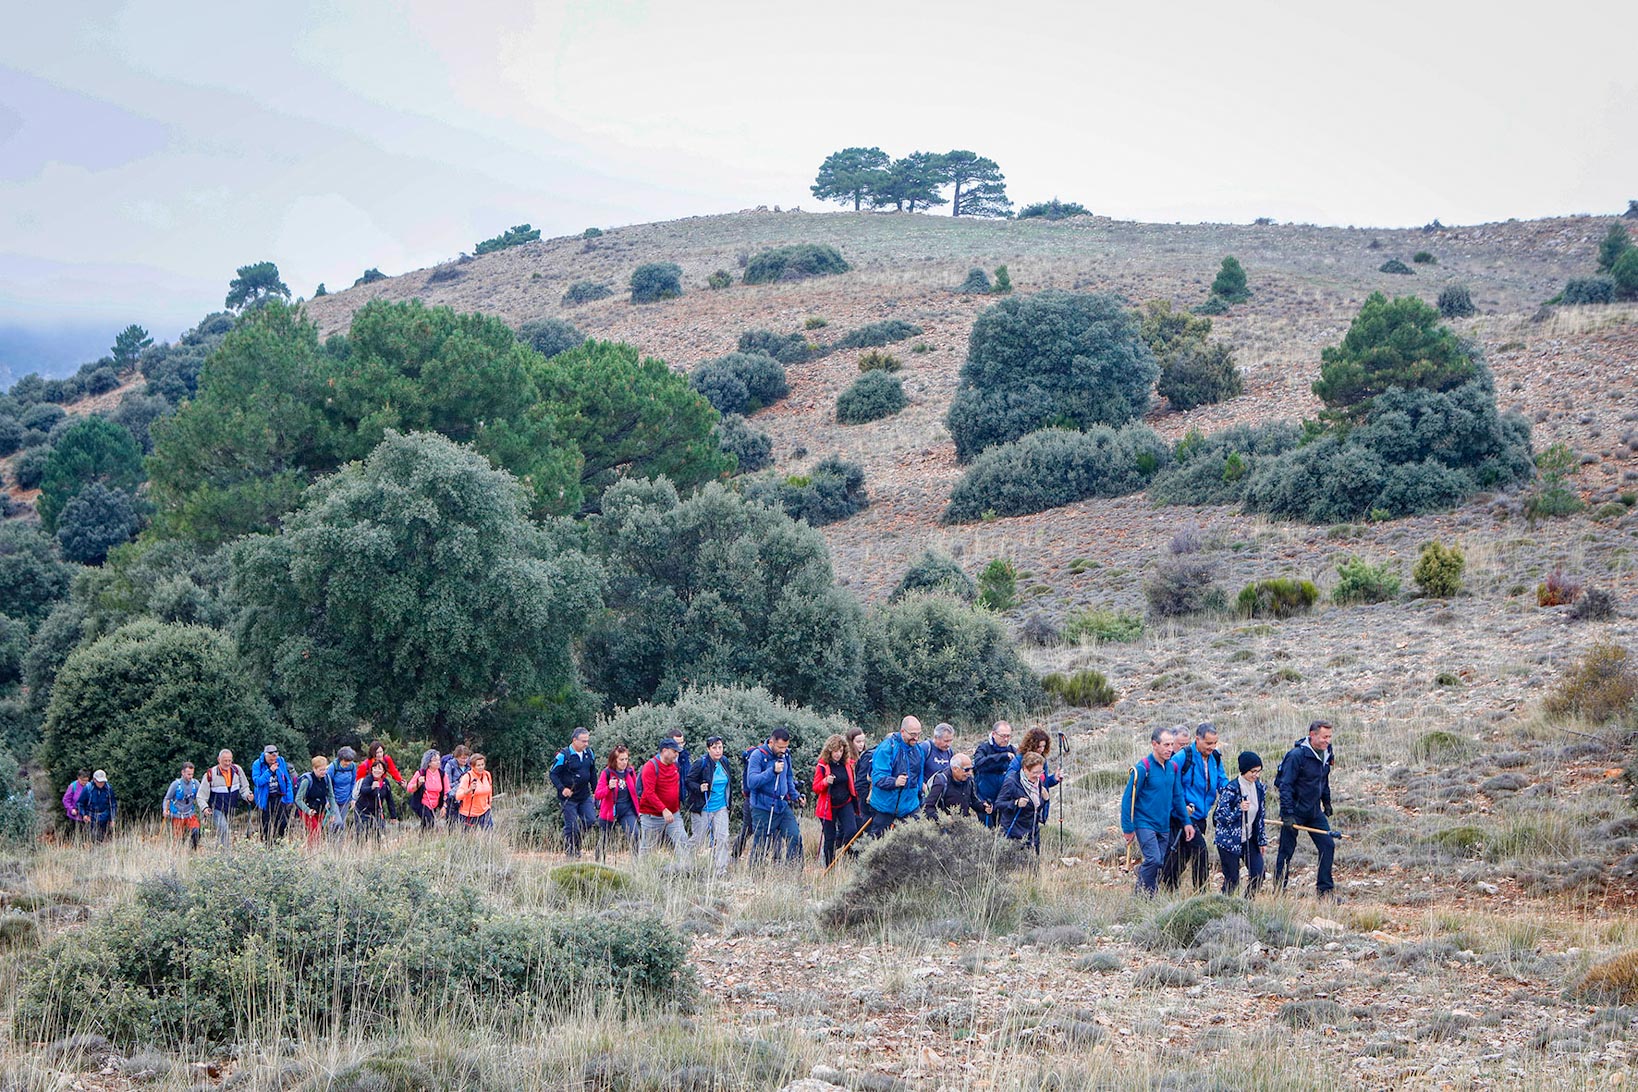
2;0;1636;377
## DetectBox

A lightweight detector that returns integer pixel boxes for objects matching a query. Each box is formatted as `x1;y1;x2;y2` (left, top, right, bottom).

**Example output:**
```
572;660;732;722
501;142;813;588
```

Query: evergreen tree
111;325;152;369
224;261;291;311
474;223;542;255
943;151;1012;218
873;152;946;212
1597;223;1632;273
36;417;144;533
810;147;890;210
1311;293;1477;417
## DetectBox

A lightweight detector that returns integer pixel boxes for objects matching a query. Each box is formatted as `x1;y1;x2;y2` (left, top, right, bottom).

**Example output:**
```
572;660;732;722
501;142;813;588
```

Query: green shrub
993;265;1012;294
1042;669;1117;707
1379;259;1413;275
353;267;386;286
0;416;23;459
804;316;829;330
863;593;1041;727
1331;556;1400;604
1236;578;1319;618
0;523;73;625
562;280;613;305
1209;257;1250;302
1018;198;1090;220
943;425;1169;522
1062;608;1144;643
54;483;142;565
1145;551;1223;618
549;862;632;904
582;226;603;239
857;349;901;372
13;851;692;1047
707;270;733;290
1562;276;1616;305
601;685;855;778
1613;249;1638;300
1157;338;1243;410
742;244;849;285
714;414;772;473
1152;894;1242;948
689;352;789;416
977;558;1017;611
835;320;922;349
1545;643;1636;723
737;328;818;365
1597;223;1632;273
739;456;868;528
629;262;683;303
1412;251;1436;264
836;371;907;424
474;224;540;254
1149;423;1300;507
1412;541;1465;598
891;551;976;603
1437;284;1476;319
947;291;1158;461
1193;296;1230;315
819;819;1034;931
960;268;992;294
516;317;585;359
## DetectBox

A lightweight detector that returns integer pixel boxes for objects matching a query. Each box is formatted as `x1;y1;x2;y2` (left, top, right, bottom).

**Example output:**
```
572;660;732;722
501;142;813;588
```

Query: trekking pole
822;817;873;877
1055;732;1069;857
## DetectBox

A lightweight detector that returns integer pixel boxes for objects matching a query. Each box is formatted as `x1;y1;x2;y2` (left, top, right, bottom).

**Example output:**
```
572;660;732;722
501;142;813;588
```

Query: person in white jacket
197;749;253;850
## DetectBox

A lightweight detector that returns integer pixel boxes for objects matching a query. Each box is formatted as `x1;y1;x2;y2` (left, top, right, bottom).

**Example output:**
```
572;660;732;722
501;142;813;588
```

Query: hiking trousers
1274;813;1335;894
1133;828;1166;896
1220;845;1265;896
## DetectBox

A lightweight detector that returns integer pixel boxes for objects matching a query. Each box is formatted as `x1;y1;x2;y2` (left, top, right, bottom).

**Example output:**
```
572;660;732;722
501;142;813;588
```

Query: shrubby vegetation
739;457;868;528
820;820;1033;931
944;425;1169;522
835;370;907;424
54;482;143;565
737;328;819;365
857;350;900;372
516;317;585;359
960;268;993;294
707;269;733;290
1018;198;1090;220
1140;301;1243;410
690;352;789;416
1149;424;1300;507
1236;578;1319;618
630;262;683;303
1413;541;1465;598
36;416;144;533
1437;284;1476;318
834;320;922;349
862;592;1040;728
474;223;540;254
1063;607;1144;643
1379;259;1412;275
1145;535;1224;618
891;551;975;602
1562;277;1616;305
1331;556;1401;604
946;291;1158;462
1546;643;1636;723
562;280;613;305
714;414;773;473
1042;668;1117;707
354;267;387;287
977;559;1017;611
0;524;74;626
1209;257;1251;303
742;244;849;285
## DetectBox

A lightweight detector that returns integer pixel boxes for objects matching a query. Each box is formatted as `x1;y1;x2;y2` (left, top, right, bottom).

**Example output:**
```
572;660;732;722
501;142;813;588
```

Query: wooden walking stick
1288;823;1348;839
821;817;873;876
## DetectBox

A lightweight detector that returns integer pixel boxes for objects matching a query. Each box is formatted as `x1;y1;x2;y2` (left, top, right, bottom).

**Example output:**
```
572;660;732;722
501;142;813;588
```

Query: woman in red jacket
363;741;405;787
594;745;640;857
813;733;859;867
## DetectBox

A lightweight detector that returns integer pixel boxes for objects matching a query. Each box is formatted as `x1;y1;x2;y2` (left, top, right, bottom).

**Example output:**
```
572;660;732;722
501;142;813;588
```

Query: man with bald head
922;751;987;821
867;715;925;836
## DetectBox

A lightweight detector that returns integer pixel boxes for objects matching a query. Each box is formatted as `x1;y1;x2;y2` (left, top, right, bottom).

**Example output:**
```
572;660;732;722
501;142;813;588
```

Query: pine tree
810;147;890;210
943;151;1013;218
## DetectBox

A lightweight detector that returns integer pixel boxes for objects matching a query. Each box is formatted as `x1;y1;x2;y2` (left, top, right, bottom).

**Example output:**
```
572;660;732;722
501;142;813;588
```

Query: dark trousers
1163;826;1211;890
1219;845;1265;896
562;795;597;857
409;796;440;831
260;801;291;842
820;807;859;867
1275;813;1335;894
600;812;639;859
749;806;802;864
90;818;111;842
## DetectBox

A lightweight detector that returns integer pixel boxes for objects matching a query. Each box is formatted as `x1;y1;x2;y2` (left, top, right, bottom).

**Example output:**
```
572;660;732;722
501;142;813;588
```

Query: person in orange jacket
455;754;494;829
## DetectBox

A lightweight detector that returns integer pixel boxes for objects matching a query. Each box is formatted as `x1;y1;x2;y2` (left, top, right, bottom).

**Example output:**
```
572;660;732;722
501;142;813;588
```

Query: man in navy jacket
1274;720;1337;896
550;727;599;858
745;728;803;864
971;721;1017;828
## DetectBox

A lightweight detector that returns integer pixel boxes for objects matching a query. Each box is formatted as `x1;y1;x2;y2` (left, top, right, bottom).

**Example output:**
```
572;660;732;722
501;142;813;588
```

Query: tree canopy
810;147;890;210
874;153;946;213
1312;293;1477;417
111;325;152;369
943;151;1012;218
224;261;291;311
475;223;542;255
36;416;144;533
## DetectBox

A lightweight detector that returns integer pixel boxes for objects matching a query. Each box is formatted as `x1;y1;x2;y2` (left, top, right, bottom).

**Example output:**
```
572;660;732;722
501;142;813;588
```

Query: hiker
867;716;925;835
1120;727;1192;896
972;721;1017;827
1215;751;1267;896
1166;723;1227;891
404;750;445;831
455;753;494;829
293;755;339;845
1005;728;1059;822
637;738;690;862
363;740;405;787
61;769;91;834
998;752;1046;849
689;735;736;877
746;729;804;864
81;770;116;842
922;723;956;782
923;752;986;821
662;729;693;842
252;744;294;843
442;746;472;828
331;747;361;835
849;727;875;835
813;733;859;867
1274;720;1337;897
550;727;599;858
354;759;399;837
198;749;253;849
595;745;640;855
163;762;202;849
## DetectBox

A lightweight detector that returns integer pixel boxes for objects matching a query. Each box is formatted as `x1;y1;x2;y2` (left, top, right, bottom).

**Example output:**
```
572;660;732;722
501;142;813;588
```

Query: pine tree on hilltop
811;147;890;210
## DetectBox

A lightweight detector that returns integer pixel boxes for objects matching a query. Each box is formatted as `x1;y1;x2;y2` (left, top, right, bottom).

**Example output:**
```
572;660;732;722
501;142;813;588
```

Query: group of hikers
57;716;1339;895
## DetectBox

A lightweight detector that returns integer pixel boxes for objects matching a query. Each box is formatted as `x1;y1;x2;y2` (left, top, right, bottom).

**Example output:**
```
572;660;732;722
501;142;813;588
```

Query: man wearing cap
197;749;253;849
80;770;117;842
745;728;804;864
922;753;987;821
688;735;736;877
252;744;294;843
637;738;690;864
549;727;599;858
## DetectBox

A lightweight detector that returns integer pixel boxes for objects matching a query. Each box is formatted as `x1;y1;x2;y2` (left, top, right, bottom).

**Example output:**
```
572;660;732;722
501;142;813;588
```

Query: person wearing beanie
1214;751;1267;896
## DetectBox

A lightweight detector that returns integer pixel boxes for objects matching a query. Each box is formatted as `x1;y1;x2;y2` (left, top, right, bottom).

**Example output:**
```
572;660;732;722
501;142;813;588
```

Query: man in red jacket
638;738;690;866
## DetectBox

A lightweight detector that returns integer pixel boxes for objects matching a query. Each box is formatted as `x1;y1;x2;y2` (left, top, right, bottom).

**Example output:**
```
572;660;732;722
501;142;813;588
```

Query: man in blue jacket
971;721;1016;827
81;770;117;842
252;744;294;843
1120;726;1193;896
868;716;924;835
1166;723;1228;890
549;727;598;857
745;727;803;864
1274;720;1337;897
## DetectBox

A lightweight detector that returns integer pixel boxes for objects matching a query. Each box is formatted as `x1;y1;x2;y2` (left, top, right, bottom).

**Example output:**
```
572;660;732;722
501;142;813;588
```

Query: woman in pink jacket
593;744;640;858
404;749;445;832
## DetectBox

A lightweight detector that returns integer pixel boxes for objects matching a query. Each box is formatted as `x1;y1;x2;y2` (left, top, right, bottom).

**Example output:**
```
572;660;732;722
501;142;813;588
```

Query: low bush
739;456;867;527
1042;668;1116;707
863;592;1042;727
835;371;907;424
1412;251;1436;264
1331;556;1400;604
1018;198;1090;220
1413;541;1465;598
891;551;975;602
714;414;772;473
1193;296;1230;315
630;262;683;303
835;320;922;349
516;317;585;359
1437;284;1476;318
13;445;50;491
474;224;540;254
742;244;849;285
960;268;992;294
943;425;1170;523
1062;608;1144;643
1561;276;1616;305
1379;259;1413;275
0;415;23;458
1613;249;1638;300
857;349;901;372
804;316;828;330
13;851;693;1047
354;268;386;286
737;329;818;366
1236;578;1319;618
1209;257;1251;303
1545;643;1637;723
1151;894;1243;948
1536;569;1582;607
1571;588;1616;622
562;280;613;305
1149;423;1300;507
819;820;1034;930
992;265;1012;294
707;270;733;290
1577;950;1638;1005
1157;339;1243;410
690;352;789;416
977;558;1017;611
549;862;633;904
1145;552;1223;618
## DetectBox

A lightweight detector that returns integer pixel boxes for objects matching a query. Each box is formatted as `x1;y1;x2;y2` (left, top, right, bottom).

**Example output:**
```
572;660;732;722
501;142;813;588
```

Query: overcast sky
3;0;1636;372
